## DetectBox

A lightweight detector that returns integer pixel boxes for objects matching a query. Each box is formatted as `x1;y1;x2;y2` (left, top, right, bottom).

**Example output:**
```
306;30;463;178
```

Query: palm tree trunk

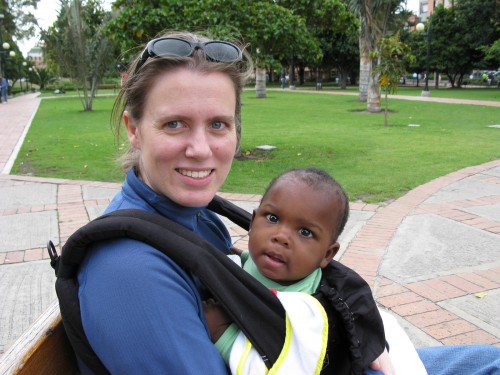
358;37;369;102
367;62;381;113
255;67;267;98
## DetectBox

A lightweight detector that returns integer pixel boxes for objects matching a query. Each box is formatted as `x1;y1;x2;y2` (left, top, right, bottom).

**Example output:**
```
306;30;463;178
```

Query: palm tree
349;0;401;113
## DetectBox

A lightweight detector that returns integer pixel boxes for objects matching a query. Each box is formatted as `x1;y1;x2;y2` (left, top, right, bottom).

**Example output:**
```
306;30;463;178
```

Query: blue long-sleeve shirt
77;170;232;374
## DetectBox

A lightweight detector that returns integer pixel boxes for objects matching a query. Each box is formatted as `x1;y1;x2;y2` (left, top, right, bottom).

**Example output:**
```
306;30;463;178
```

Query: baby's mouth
265;252;285;264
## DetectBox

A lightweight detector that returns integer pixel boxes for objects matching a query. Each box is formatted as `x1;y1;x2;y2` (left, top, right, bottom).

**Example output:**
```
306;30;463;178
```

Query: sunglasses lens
152;38;193;57
136;38;243;73
204;42;242;62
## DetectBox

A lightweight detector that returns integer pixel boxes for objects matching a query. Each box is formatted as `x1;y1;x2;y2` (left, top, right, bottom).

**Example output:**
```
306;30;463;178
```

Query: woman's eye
211;121;225;130
265;213;278;223
299;228;313;238
166;121;181;129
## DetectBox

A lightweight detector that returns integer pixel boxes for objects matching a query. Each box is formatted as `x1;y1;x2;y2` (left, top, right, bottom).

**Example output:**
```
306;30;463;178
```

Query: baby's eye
265;213;279;223
211;121;225;130
299;228;313;238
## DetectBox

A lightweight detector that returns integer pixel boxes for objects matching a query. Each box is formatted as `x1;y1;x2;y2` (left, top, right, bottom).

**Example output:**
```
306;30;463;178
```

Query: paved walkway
0;92;499;356
270;87;500;107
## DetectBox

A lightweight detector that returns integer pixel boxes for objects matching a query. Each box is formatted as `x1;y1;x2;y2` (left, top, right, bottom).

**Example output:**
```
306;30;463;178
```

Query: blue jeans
417;345;500;375
1;87;7;102
365;345;500;375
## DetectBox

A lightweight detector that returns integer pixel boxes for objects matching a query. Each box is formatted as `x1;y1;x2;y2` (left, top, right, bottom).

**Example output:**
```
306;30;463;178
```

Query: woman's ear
320;242;340;268
123;111;141;149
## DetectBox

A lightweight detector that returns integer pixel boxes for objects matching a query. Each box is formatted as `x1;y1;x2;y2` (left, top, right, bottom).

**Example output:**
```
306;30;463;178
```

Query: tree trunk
298;65;305;85
384;91;389;127
367;66;381;113
446;71;456;88
358;35;370;102
255;67;267;98
340;72;348;89
337;65;350;89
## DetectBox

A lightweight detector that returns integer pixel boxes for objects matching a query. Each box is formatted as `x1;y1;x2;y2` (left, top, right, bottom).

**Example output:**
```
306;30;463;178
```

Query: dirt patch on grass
234;148;274;161
16;161;36;176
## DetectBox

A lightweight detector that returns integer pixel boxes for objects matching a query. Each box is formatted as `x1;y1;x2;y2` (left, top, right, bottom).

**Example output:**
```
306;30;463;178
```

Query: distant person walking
1;76;8;103
487;73;493;86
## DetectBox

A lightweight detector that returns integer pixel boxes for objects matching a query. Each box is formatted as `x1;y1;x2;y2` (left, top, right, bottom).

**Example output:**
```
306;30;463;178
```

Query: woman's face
124;68;238;207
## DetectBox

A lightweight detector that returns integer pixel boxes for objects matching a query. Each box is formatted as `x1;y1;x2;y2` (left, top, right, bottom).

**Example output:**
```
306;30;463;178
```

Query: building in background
27;45;46;69
417;0;453;21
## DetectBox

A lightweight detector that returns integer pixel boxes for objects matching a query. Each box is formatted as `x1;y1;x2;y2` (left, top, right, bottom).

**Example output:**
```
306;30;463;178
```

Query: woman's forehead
144;69;236;110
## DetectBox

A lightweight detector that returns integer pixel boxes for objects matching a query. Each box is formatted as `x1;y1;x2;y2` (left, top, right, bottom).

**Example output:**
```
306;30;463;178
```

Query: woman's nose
185;127;212;159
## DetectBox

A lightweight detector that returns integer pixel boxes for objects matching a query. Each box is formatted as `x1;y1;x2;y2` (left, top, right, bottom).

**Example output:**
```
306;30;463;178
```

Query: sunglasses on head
135;37;243;73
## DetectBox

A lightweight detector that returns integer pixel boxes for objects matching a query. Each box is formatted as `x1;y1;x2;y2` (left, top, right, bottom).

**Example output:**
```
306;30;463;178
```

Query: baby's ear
320;242;340;268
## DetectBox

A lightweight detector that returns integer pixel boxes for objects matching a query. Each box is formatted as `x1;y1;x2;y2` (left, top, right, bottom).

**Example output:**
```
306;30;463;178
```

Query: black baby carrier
49;195;385;374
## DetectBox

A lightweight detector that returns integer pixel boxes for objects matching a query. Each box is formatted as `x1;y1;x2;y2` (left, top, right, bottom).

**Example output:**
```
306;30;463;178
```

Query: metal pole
424;21;431;91
19;63;22;93
0;14;4;77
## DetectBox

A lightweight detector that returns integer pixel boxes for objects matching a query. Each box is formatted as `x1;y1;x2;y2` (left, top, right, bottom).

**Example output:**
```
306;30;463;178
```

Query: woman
77;31;251;374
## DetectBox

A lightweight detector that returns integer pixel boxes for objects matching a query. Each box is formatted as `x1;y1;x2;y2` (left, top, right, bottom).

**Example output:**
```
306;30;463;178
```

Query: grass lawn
12;96;123;182
11;89;500;203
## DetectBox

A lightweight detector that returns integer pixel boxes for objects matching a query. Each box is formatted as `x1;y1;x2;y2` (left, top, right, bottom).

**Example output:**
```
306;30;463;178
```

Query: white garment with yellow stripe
228;291;329;375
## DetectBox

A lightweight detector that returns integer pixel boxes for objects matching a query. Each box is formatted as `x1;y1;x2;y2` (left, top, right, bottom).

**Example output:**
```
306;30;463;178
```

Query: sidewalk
0;92;499;356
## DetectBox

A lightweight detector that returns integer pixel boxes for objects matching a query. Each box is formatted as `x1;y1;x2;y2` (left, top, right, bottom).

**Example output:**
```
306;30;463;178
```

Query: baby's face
248;180;340;285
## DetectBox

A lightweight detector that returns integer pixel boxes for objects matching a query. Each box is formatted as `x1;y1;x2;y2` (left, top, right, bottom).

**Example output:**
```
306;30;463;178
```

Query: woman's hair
262;168;350;240
112;31;253;172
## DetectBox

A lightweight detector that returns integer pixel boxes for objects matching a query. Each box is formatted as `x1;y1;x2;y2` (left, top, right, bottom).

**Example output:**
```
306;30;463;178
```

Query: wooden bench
0;301;78;375
96;84;120;93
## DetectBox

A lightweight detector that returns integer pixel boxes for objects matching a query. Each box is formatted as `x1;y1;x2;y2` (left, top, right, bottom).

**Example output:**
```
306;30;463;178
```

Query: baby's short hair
262;168;349;238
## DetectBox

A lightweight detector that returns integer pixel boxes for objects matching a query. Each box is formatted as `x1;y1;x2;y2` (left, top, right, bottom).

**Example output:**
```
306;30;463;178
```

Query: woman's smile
177;168;213;179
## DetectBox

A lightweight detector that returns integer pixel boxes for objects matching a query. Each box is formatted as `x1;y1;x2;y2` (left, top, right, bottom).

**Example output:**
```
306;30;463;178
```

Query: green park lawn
11;88;500;203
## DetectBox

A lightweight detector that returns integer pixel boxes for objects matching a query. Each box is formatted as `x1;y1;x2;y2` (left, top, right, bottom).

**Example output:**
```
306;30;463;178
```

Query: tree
106;0;320;98
314;2;360;89
348;0;405;113
412;0;499;88
0;39;21;84
30;67;55;90
373;32;414;126
235;1;320;95
42;0;114;111
481;39;500;69
403;23;426;85
447;0;498;86
275;0;358;88
0;0;39;77
0;0;39;41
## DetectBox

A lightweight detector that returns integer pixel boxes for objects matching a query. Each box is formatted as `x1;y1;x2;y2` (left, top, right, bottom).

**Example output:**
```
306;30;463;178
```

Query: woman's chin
173;190;217;208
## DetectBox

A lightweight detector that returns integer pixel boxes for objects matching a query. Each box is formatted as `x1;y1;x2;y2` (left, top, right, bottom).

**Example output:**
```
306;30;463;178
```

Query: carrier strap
54;196;285;373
